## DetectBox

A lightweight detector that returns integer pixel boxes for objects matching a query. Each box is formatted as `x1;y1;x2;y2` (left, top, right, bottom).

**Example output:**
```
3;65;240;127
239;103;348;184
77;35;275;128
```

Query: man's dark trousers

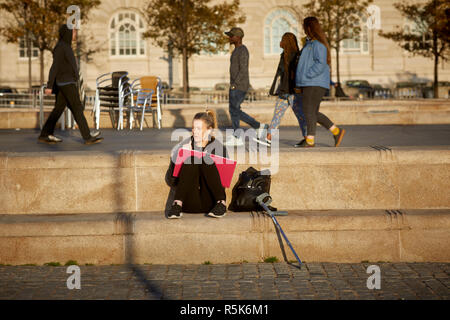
229;88;260;138
40;83;91;140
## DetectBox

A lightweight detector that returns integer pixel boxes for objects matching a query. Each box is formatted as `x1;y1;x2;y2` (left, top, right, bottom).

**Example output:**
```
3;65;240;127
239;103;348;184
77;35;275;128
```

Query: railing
0;87;447;109
160;89;273;105
0;90;96;109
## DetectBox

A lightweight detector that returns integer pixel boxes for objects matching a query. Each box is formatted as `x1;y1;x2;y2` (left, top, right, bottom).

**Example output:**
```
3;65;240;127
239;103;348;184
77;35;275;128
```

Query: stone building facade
0;0;448;92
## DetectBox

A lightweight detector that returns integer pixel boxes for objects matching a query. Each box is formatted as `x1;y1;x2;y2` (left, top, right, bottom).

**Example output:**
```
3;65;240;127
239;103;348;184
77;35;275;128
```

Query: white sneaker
224;135;244;146
253;136;271;147
90;130;101;138
256;124;269;139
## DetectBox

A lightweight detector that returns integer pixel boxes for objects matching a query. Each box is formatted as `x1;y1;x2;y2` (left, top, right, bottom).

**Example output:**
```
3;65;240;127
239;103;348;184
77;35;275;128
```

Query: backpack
228;167;276;212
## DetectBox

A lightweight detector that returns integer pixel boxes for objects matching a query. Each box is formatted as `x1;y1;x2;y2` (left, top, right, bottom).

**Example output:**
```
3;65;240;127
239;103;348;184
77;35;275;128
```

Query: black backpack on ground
228;167;276;212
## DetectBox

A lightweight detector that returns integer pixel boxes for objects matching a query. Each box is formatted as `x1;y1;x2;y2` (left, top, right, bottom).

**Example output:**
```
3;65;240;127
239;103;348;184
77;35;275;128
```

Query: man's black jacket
47;24;78;93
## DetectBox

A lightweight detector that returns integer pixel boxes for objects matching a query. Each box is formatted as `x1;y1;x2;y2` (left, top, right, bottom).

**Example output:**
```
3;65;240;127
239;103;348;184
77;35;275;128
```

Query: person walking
224;27;267;146
39;24;102;145
254;32;307;147
167;110;228;219
294;17;345;148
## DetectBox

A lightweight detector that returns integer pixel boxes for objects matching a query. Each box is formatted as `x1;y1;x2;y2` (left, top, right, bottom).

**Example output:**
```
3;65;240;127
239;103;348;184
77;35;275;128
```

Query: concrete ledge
1;147;449;214
1;99;449;129
0;210;448;265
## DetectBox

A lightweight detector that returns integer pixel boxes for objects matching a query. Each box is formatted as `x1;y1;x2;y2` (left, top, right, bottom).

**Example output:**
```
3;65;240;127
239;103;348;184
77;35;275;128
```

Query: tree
302;0;373;85
0;0;100;88
379;0;449;98
143;0;246;97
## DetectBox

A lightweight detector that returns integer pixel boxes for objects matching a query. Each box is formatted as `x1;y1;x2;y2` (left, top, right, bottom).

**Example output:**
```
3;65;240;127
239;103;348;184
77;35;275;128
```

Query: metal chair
125;84;154;131
139;76;163;129
93;71;129;130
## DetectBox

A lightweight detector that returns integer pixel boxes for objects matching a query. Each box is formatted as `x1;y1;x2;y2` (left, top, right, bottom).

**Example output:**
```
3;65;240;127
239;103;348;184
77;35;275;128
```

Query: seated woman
167;110;228;219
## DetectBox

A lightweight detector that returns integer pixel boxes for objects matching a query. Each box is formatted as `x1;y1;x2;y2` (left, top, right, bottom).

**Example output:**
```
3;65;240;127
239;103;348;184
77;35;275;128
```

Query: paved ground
0;262;448;300
0;125;449;153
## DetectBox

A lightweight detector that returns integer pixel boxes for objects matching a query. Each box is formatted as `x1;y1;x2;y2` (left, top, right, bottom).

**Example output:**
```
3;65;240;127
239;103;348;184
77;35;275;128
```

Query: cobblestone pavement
0;262;448;300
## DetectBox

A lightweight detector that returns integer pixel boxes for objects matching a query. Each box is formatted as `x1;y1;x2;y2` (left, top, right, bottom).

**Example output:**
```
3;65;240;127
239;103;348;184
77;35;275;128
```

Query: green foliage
144;0;245;57
143;0;246;93
263;256;279;263
64;260;78;266
302;0;373;50
203;261;212;265
44;262;61;266
301;0;373;81
378;0;449;97
0;0;101;84
378;0;448;59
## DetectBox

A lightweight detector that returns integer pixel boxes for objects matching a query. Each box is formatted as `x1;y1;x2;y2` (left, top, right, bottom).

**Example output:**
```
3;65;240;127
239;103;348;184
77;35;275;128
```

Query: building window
342;16;369;54
264;9;299;55
110;10;146;57
19;36;38;58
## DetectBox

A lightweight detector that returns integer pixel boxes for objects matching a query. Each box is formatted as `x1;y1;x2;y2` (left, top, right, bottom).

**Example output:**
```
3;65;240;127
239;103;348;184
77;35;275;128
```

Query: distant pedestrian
294;17;345;148
224;27;267;146
39;24;102;145
254;32;307;147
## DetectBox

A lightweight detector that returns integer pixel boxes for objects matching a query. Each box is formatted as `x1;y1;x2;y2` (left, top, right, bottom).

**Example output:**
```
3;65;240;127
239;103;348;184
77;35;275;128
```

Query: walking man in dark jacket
224;27;267;146
39;24;102;145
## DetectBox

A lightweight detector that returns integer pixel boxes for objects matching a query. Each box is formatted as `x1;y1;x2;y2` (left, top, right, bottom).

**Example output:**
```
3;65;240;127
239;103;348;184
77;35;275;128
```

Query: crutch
255;192;303;268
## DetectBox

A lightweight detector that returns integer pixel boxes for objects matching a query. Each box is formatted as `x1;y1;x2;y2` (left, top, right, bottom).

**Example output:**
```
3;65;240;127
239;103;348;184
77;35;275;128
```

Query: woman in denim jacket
294;17;346;148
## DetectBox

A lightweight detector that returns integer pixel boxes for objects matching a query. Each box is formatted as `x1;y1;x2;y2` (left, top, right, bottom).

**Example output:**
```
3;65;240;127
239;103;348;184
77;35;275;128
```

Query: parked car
343;80;374;99
0;86;19;107
214;83;230;91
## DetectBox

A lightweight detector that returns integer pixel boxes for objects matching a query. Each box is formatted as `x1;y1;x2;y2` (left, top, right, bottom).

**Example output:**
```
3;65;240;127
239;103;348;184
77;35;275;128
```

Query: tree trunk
434;53;439;98
336;45;340;84
27;33;32;92
181;0;189;99
433;28;439;98
39;49;44;87
182;47;189;98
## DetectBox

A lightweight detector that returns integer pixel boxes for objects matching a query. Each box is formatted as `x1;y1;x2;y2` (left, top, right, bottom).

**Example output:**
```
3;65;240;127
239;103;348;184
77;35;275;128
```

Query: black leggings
40;83;91;140
174;157;226;213
302;86;334;136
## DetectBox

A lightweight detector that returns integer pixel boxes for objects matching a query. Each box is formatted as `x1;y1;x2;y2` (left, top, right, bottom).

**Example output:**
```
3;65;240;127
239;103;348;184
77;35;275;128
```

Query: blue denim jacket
295;39;330;90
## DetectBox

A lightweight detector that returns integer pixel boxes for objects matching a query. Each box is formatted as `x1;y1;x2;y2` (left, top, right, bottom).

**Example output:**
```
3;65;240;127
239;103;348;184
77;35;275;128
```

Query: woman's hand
44;88;52;95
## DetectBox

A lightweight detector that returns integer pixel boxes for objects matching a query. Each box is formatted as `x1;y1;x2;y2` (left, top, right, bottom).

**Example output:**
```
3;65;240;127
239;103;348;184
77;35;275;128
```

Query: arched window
109;10;146;57
342;16;369;54
264;9;299;55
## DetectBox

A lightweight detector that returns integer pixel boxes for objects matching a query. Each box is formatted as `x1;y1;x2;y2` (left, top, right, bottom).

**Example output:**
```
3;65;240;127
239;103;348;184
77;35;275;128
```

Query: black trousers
302;86;334;136
174;157;226;213
40;84;91;140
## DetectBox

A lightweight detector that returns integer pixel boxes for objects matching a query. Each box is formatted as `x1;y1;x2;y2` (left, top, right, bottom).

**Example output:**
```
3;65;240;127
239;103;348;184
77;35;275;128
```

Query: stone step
0;209;448;265
1;146;449;215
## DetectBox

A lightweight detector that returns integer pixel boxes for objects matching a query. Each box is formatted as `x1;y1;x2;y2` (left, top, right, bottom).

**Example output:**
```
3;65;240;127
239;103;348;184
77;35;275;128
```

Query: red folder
172;148;237;188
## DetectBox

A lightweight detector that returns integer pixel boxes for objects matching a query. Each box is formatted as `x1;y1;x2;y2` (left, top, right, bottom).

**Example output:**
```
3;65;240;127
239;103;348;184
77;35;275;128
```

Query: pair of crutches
255;193;303;268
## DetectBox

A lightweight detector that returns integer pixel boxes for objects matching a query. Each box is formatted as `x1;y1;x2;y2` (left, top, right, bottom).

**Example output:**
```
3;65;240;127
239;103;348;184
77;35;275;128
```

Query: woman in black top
254;32;307;146
167;110;228;219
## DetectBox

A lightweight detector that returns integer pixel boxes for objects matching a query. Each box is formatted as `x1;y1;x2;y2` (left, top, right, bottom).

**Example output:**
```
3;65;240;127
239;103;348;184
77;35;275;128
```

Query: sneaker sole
84;137;104;145
168;212;183;219
224;141;244;147
252;137;271;147
207;211;227;218
335;129;346;147
38;138;61;144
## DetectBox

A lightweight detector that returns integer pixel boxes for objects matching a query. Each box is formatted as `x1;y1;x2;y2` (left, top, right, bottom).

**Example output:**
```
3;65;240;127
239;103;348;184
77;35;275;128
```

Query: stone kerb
0;210;448;265
0;147;449;215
